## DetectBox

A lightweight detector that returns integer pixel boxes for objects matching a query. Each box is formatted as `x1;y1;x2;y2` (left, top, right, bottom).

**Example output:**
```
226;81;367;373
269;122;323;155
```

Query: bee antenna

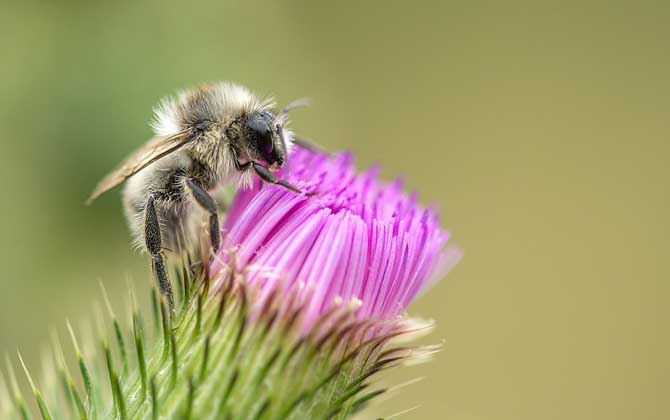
275;97;311;122
276;124;290;174
283;97;311;112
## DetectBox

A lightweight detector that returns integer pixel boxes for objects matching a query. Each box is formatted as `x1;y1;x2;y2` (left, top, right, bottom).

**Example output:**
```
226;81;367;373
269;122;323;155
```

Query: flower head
4;148;461;420
212;148;461;325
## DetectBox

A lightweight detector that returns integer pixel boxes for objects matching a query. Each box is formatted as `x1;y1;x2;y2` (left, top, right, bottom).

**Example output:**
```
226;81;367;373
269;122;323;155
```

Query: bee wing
86;131;191;205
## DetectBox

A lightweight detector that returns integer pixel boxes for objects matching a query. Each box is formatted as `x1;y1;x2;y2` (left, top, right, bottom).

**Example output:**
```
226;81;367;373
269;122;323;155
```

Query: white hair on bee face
150;82;275;137
151;96;181;137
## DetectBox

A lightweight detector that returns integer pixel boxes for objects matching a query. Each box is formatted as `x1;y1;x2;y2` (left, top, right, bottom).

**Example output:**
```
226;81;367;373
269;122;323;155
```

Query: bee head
246;110;286;171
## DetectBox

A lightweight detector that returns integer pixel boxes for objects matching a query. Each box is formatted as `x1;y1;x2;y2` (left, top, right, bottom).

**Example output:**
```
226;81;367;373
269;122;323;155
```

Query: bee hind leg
145;194;174;312
185;179;221;254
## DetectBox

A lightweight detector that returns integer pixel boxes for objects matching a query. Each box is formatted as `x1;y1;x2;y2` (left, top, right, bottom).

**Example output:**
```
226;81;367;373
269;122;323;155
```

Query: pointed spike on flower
5;353;30;420
68;380;88;420
18;351;54;420
170;333;178;386
50;332;67;374
230;315;247;359
65;320;94;411
217;370;239;417
250;398;271;420
114;375;127;420
255;349;281;388
174;266;184;304
66;320;82;357
128;277;140;321
51;334;89;420
150;376;158;420
100;281;129;375
0;373;20;420
194;296;203;336
103;340;119;414
0;369;7;398
150;286;160;334
133;311;148;399
200;268;211;302
51;330;81;418
331;383;369;412
91;299;106;342
78;319;98;365
183;377;195;420
277;390;309;419
350;389;387;415
390;317;435;344
198;336;211;383
99;279;116;319
112;321;128;376
213;284;227;328
321;401;347;420
385;404;421;419
0;369;14;419
37;346;62;416
402;346;442;366
159;296;171;360
182;263;191;304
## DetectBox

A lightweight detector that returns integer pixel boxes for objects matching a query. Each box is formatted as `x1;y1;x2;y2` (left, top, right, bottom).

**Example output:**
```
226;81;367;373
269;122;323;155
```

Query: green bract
1;258;436;420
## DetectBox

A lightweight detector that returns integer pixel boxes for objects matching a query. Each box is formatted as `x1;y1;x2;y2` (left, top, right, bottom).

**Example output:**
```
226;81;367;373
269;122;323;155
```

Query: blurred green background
1;0;667;419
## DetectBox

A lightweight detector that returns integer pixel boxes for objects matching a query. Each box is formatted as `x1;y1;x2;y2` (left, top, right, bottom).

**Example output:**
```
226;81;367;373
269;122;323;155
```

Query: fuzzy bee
87;82;310;309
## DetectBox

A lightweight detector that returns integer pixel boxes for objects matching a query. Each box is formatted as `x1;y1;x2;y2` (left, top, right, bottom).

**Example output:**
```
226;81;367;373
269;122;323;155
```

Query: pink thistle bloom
211;148;461;326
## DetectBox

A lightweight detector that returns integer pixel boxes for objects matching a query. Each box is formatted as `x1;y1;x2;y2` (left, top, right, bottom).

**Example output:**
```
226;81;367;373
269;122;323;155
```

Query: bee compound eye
247;112;275;157
247;114;271;138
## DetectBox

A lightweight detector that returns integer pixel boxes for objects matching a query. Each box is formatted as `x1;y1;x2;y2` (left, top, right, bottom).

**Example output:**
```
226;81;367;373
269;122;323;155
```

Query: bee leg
185;179;221;253
252;162;303;194
145;194;174;312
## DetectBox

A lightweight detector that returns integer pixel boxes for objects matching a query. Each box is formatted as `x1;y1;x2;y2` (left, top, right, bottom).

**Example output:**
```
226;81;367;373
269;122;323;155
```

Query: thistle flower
213;148;461;326
2;149;460;420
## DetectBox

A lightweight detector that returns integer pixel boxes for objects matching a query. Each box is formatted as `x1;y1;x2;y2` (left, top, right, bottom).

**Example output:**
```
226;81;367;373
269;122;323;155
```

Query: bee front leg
251;162;303;194
185;179;221;253
145;194;174;312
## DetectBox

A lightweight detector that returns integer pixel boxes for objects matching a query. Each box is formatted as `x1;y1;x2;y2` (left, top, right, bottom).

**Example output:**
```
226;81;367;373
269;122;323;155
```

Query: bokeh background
1;1;667;419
